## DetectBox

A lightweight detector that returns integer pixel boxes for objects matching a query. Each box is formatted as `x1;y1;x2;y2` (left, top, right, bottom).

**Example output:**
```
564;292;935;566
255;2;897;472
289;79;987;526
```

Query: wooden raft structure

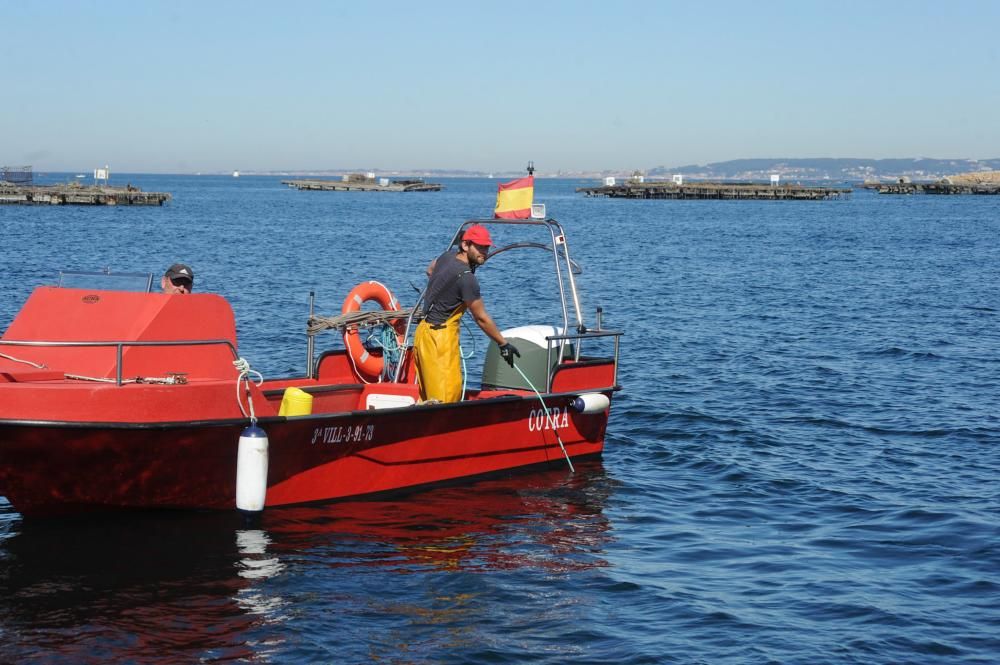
861;182;1000;195
577;181;850;200
283;176;442;192
0;183;171;206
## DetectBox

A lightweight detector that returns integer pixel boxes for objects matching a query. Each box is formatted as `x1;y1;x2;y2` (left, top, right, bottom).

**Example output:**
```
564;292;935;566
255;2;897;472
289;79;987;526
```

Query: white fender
572;393;610;414
236;425;269;512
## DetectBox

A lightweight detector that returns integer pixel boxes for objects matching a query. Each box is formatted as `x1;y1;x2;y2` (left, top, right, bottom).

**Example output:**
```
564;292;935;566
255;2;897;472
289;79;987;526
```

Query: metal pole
546;222;571;338
558;231;585;332
116;344;123;386
306;291;315;378
393;288;427;383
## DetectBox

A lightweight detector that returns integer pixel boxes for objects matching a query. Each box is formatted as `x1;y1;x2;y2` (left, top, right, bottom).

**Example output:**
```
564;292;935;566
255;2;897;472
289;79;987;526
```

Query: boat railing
544;329;623;392
56;268;155;293
447;218;584;338
0;339;239;386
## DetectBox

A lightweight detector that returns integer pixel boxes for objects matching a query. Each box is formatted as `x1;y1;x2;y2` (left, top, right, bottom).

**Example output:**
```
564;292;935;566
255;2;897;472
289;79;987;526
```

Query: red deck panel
1;287;239;380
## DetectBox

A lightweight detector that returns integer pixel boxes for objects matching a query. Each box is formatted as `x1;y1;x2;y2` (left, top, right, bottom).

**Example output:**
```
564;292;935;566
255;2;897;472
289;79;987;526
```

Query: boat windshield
56;269;154;293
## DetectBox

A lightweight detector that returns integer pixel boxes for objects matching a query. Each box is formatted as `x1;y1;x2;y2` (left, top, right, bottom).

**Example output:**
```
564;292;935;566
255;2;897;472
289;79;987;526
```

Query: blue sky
2;0;998;173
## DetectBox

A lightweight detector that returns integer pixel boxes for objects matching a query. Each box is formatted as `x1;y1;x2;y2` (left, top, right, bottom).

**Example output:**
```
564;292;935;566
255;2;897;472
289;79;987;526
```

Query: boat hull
0;393;609;516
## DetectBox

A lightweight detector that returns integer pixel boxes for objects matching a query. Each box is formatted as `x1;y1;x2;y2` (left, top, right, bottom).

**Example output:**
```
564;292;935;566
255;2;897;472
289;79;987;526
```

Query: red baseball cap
462;224;493;246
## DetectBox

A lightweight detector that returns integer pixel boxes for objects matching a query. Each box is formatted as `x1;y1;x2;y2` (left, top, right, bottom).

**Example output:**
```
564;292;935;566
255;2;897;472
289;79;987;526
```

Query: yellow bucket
278;387;314;417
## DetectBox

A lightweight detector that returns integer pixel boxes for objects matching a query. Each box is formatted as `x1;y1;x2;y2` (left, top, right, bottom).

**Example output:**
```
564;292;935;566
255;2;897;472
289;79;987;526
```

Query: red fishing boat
0;218;622;517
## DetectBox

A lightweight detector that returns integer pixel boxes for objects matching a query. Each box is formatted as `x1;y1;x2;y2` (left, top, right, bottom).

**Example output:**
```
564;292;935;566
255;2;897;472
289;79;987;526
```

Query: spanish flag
493;175;534;219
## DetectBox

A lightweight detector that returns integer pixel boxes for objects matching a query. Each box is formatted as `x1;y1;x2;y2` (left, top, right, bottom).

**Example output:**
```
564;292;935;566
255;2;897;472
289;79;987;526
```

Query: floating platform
861;182;1000;195
0;183;171;206
577;181;851;200
283;176;443;192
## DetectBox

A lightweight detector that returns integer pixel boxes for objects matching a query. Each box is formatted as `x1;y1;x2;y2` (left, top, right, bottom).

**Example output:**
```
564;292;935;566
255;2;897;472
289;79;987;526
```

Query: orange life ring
341;281;404;378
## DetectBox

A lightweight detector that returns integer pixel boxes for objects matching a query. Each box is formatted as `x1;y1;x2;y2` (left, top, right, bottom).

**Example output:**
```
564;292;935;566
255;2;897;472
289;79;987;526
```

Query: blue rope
366;319;475;390
363;324;404;382
459;317;476;398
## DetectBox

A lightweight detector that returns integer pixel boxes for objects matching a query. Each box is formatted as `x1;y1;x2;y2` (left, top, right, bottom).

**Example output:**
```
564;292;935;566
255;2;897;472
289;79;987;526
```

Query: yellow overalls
414;304;467;403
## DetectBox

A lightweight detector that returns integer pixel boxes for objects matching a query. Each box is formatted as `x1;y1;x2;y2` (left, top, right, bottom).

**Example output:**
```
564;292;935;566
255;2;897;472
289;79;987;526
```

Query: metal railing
1;165;32;185
543;329;622;392
0;339;239;386
56;269;155;293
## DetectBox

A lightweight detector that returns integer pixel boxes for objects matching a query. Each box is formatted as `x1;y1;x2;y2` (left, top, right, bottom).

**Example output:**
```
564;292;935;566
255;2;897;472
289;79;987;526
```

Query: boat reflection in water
0;507;263;663
0;460;612;663
263;459;613;573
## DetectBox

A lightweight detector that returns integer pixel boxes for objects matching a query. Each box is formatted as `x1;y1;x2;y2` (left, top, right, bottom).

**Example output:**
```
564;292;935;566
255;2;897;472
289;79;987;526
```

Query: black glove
498;342;520;368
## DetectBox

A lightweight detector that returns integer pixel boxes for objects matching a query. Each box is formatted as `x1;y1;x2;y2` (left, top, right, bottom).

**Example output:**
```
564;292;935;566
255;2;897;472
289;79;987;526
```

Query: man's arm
466;298;506;346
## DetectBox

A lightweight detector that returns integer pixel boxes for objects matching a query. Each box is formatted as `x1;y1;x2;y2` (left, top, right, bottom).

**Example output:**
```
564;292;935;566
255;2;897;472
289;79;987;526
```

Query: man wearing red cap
414;224;519;403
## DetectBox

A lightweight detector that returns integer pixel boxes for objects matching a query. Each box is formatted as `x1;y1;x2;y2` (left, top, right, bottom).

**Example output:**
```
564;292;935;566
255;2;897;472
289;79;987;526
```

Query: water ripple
2;179;1000;663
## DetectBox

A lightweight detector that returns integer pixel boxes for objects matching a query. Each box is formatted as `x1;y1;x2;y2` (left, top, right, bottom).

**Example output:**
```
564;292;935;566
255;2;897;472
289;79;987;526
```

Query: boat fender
236;425;269;512
572;393;610;414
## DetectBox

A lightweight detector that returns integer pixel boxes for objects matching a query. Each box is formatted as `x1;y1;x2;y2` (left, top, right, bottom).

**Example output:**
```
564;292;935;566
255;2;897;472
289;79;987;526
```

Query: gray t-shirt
424;251;480;325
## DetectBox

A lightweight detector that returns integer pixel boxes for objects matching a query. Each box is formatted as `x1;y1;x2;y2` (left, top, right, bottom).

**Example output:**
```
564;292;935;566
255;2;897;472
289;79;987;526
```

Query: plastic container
481;325;573;392
278;386;314;416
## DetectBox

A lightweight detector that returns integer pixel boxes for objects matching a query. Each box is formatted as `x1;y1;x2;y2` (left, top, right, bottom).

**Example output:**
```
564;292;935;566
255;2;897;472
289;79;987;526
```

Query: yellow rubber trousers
414;305;466;403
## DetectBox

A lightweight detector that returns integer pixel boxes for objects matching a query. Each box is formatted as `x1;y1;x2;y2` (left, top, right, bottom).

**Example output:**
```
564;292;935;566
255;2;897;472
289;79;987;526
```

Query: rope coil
233;357;263;422
371;324;405;382
307;307;423;335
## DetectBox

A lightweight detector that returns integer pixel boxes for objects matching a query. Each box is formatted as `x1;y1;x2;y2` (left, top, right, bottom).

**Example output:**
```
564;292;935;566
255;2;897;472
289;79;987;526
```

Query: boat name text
311;424;375;445
528;407;570;432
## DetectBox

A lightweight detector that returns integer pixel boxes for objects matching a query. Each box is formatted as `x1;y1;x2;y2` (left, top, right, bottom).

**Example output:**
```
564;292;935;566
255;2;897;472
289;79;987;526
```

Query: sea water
1;176;998;663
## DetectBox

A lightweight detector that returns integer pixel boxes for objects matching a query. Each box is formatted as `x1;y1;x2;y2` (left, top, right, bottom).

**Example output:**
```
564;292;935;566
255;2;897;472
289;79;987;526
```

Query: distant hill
647;158;1000;182
213;158;1000;181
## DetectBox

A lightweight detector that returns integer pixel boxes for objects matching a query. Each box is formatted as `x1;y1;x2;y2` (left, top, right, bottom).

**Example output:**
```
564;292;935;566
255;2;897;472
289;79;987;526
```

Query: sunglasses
170;277;193;288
